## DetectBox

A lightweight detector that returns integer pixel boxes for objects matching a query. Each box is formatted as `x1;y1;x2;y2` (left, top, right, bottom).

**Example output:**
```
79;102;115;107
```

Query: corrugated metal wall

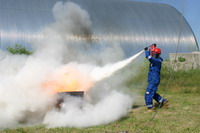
0;0;198;58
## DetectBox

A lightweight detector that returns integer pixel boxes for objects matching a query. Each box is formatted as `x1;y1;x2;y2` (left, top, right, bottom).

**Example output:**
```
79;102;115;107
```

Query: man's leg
153;92;169;108
145;88;155;109
153;93;164;103
151;84;165;103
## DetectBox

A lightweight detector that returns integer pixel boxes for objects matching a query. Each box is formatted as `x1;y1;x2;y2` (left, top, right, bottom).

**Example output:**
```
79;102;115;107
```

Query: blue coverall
145;50;164;109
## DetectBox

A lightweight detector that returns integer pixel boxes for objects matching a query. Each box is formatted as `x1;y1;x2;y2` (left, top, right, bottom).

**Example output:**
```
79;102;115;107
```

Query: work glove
144;47;148;51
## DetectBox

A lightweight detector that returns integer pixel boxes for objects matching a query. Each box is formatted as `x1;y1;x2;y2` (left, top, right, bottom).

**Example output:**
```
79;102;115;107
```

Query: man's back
145;50;163;84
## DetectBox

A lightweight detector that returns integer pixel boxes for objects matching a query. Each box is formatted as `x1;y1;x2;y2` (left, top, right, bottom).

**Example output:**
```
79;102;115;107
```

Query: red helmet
154;48;161;55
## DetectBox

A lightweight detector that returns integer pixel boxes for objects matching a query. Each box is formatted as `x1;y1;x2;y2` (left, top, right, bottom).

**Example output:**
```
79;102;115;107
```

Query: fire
43;66;93;93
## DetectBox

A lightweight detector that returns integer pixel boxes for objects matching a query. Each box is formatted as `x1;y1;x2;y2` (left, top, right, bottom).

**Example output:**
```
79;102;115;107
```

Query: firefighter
144;44;168;111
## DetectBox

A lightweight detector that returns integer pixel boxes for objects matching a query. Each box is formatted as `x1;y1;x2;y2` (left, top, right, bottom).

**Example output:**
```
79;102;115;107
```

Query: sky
132;0;200;49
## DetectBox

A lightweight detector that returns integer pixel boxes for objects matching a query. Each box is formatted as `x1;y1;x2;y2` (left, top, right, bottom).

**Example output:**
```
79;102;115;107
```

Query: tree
7;44;32;55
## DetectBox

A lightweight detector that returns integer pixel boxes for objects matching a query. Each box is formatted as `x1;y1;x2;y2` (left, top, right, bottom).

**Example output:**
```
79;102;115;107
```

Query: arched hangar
0;0;198;58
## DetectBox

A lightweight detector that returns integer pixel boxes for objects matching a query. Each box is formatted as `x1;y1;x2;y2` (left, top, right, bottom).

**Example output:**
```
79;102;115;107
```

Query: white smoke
0;1;142;129
43;90;133;128
0;52;56;128
90;50;144;82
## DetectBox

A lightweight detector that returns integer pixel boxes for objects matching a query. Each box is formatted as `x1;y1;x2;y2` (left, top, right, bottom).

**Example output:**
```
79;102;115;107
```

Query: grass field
1;63;200;133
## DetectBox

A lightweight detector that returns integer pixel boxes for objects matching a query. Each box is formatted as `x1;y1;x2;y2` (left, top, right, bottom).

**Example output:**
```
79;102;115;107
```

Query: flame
43;66;93;93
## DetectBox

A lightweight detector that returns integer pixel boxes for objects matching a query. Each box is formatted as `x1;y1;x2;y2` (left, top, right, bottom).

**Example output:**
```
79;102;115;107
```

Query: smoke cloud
52;1;92;36
43;90;133;128
0;1;141;129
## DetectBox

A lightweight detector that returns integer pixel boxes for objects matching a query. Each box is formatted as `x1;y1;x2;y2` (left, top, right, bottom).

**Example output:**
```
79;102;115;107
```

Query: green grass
160;65;200;94
1;92;199;133
1;61;200;133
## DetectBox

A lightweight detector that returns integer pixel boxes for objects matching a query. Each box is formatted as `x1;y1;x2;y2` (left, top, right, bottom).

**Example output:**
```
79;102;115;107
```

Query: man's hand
144;47;148;51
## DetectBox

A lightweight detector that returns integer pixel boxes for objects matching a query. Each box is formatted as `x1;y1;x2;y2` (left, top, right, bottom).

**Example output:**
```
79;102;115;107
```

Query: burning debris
55;91;84;109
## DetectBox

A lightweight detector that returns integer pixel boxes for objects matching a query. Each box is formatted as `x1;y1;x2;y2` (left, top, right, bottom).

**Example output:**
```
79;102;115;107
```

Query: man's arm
145;50;151;59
